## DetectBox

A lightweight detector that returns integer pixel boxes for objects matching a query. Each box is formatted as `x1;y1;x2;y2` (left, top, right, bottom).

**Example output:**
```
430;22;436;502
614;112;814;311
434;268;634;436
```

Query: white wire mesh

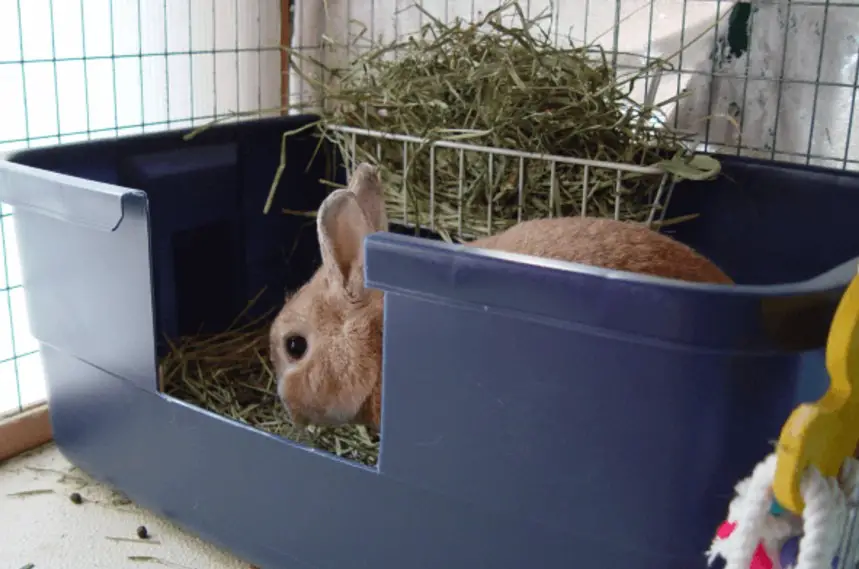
837;492;859;569
289;0;859;170
0;0;283;418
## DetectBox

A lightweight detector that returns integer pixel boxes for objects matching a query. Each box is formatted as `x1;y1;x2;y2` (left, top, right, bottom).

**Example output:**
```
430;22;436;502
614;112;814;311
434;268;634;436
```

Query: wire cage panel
665;0;859;169
0;0;284;418
289;0;859;172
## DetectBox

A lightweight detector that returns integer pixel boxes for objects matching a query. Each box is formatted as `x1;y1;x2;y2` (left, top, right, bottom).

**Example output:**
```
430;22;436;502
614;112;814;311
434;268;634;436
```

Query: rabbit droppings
269;162;733;430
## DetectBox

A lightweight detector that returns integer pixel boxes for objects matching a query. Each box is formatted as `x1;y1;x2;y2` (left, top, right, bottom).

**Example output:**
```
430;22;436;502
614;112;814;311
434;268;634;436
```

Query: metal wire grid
0;0;285;418
664;0;859;169
289;0;859;169
333;124;675;238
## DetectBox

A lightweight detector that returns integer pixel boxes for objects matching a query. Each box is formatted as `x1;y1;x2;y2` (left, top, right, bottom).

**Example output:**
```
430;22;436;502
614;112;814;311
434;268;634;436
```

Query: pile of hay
159;296;380;467
280;0;719;240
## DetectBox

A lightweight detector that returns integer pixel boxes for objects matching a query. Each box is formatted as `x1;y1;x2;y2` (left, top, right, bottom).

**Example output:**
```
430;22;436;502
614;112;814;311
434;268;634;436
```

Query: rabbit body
269;163;733;430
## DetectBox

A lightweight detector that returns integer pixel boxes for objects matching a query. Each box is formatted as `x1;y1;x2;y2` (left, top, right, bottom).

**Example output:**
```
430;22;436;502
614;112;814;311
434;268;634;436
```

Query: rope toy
708;267;859;569
707;453;859;569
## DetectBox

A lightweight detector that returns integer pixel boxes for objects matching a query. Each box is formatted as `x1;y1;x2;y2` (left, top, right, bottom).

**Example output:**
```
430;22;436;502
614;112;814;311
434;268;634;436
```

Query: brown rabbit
269;162;733;430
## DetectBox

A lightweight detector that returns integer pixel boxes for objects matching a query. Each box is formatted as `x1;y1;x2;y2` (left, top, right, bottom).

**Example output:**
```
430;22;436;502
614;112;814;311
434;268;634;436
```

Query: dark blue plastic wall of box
2;114;859;569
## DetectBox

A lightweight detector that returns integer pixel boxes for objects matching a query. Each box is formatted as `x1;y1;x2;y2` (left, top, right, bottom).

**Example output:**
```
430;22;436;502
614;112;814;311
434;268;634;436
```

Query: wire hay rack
328;124;685;241
278;0;722;242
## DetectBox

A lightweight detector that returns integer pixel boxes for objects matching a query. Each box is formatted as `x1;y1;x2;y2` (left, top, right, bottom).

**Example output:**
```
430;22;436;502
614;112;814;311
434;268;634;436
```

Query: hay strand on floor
159;294;380;467
281;0;719;240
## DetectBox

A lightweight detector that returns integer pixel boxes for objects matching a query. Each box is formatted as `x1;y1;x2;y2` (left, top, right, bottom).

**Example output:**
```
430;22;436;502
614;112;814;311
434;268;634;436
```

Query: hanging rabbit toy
707;273;859;569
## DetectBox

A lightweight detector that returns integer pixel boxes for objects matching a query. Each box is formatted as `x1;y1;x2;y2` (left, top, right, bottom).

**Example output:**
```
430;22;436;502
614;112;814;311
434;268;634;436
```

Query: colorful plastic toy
708;270;859;569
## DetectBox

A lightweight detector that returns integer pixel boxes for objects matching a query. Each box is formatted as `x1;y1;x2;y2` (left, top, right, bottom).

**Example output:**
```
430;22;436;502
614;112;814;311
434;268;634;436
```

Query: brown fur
470;217;733;285
269;163;733;430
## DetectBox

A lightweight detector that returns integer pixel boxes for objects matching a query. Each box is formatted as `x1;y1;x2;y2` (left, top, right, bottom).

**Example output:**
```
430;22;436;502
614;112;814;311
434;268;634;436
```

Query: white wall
0;0;282;416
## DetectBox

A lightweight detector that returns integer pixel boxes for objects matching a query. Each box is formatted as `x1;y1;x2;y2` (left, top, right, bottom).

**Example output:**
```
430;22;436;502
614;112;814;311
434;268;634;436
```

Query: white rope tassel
836;459;859;569
723;455;780;569
794;467;847;569
710;455;859;569
839;458;859;501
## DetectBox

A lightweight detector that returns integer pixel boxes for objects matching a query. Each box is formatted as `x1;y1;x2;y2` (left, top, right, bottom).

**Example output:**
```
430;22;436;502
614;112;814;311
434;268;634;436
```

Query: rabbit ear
346;163;388;232
317;188;375;299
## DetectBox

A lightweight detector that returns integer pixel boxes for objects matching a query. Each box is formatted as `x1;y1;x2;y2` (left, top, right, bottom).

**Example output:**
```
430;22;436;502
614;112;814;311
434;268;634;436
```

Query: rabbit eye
284;334;308;359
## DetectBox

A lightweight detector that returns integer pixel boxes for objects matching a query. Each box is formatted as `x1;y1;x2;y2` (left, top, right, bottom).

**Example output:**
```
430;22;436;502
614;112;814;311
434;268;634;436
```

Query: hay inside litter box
159;293;381;467
279;0;720;240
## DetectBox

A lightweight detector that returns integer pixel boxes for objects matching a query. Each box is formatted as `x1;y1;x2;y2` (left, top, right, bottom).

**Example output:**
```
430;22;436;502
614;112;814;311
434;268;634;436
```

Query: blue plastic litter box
2;114;858;569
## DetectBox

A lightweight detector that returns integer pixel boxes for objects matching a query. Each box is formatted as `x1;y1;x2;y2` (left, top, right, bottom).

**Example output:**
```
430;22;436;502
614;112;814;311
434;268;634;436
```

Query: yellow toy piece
773;270;859;515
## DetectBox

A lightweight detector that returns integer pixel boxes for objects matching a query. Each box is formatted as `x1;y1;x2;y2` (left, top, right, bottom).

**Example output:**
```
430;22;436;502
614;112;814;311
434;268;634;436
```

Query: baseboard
0;404;53;462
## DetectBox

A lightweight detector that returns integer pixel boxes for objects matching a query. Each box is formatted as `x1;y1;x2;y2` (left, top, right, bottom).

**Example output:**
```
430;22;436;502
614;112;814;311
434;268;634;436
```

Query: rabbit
269;162;733;430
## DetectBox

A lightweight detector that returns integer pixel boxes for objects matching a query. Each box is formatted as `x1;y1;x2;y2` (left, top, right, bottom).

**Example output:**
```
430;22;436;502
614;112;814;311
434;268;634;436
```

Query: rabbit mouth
305;409;357;427
276;396;307;426
280;398;356;428
276;376;361;426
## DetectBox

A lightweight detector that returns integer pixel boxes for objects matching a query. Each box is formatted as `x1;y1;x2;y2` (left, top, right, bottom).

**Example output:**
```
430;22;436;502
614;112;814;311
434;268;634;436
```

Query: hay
280;0;720;240
159;293;381;467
